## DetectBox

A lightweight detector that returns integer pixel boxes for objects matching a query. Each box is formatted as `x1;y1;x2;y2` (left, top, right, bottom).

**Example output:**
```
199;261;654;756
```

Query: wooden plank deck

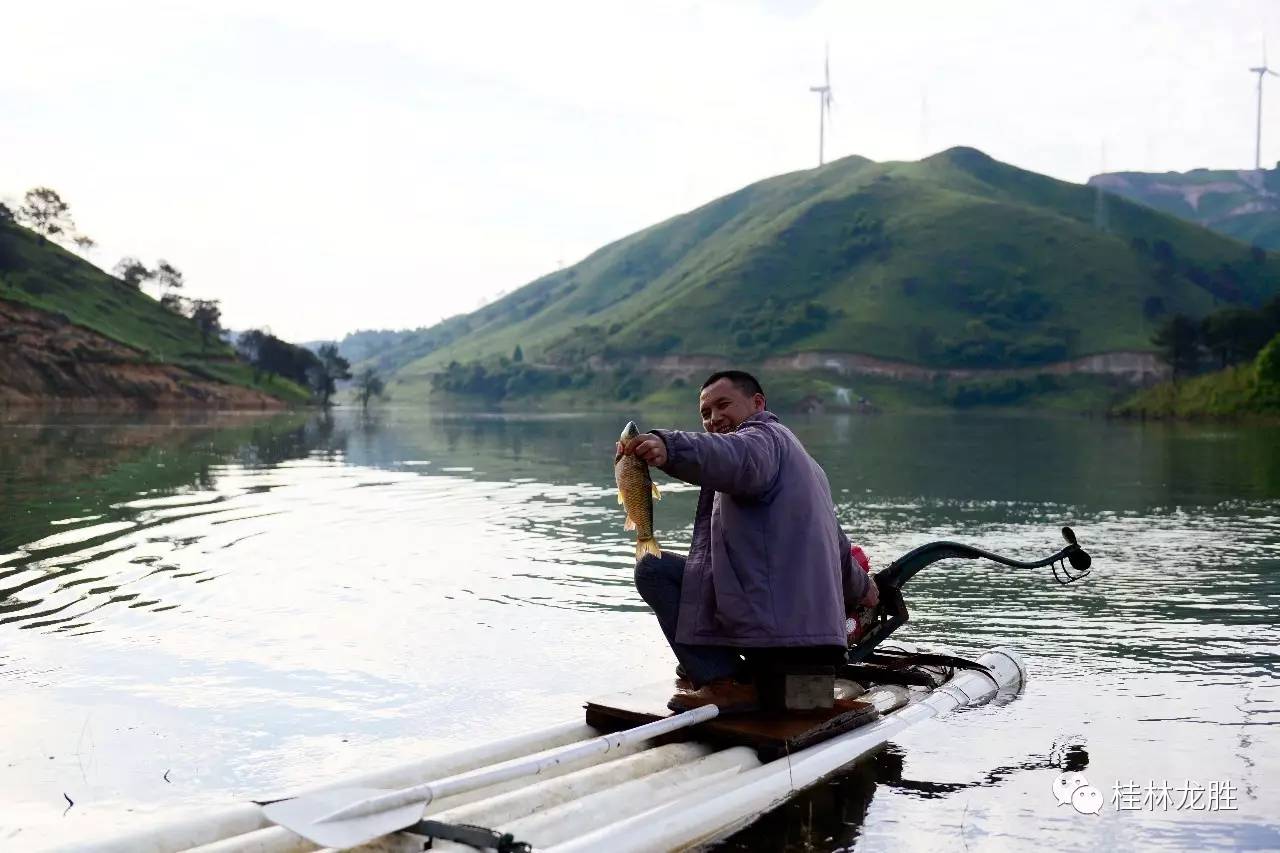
585;680;879;762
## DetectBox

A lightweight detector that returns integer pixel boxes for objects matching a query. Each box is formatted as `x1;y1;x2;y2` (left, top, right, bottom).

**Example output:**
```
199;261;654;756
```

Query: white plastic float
53;647;1025;853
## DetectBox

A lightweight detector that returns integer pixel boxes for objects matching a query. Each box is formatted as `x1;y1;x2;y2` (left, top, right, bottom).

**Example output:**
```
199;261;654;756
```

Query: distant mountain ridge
353;147;1280;405
1090;166;1280;251
302;328;431;365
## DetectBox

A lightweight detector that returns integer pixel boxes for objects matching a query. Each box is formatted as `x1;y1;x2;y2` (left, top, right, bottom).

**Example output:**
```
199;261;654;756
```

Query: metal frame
848;526;1090;662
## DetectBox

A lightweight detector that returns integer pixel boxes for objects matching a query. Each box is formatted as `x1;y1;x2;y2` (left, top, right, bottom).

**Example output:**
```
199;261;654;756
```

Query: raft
65;645;1026;853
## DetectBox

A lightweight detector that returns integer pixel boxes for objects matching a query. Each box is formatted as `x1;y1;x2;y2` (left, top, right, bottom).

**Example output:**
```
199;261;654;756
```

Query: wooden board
585;680;879;762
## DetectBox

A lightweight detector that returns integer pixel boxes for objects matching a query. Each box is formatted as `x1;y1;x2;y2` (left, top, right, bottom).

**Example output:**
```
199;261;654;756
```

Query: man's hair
701;370;765;399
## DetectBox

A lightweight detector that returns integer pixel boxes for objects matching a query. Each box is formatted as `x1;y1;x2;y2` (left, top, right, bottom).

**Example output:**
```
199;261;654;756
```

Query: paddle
261;703;720;849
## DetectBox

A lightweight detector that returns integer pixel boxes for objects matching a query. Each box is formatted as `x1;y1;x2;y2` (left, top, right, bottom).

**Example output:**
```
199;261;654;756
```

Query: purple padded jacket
652;411;870;647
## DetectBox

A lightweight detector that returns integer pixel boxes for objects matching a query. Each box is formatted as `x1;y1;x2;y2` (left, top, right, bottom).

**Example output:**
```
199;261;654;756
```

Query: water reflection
712;737;1092;852
0;412;350;636
0;408;1276;851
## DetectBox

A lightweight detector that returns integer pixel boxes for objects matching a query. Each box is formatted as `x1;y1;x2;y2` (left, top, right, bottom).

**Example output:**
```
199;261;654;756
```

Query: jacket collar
738;409;778;428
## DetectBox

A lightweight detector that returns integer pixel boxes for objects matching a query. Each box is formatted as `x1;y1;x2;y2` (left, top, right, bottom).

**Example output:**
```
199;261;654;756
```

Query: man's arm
644;426;782;498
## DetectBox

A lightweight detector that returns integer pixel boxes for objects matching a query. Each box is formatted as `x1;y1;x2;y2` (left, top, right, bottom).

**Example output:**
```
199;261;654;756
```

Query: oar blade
262;786;425;848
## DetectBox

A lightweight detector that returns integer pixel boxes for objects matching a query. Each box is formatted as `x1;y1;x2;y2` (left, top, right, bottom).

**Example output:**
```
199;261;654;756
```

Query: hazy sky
3;1;1277;341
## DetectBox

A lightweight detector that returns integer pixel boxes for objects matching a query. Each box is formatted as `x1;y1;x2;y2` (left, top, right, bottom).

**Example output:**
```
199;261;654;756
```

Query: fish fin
636;537;662;560
616;490;625;505
624;515;636;532
651;482;661;500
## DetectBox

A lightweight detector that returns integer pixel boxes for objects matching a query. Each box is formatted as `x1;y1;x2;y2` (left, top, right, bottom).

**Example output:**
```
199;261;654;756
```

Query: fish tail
636;537;662;560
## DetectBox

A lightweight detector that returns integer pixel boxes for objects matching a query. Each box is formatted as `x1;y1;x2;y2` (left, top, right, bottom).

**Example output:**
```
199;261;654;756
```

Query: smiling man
619;370;878;713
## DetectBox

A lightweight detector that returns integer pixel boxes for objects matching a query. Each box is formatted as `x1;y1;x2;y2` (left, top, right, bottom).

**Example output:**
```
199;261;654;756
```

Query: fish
614;421;662;560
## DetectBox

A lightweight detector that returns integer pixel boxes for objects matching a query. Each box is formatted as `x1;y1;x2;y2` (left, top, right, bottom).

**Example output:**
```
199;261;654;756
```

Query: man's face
699;378;765;433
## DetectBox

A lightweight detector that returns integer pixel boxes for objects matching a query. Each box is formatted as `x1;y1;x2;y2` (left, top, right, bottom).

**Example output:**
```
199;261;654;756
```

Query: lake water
1;408;1277;851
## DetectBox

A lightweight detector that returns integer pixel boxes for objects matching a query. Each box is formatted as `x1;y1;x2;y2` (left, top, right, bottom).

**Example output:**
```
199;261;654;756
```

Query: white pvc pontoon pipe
310;704;719;823
70;721;593;853
185;737;658;853
64;649;1027;853
546;648;1025;853
499;746;760;849
183;827;315;853
427;742;713;828
339;753;755;853
248;706;720;851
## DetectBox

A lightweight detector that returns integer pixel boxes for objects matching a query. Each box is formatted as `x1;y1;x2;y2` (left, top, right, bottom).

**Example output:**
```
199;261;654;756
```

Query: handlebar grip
1062;526;1090;571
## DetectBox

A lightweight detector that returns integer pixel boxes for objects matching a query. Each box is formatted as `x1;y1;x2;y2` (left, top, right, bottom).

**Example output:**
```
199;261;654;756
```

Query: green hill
1089;166;1280;251
1116;332;1280;419
372;148;1280;405
0;218;309;405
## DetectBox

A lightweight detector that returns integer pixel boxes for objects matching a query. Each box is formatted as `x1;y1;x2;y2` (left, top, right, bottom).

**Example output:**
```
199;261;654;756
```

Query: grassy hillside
375;148;1279;403
1090;167;1280;251
1116;365;1280;419
1116;332;1280;419
0;220;309;403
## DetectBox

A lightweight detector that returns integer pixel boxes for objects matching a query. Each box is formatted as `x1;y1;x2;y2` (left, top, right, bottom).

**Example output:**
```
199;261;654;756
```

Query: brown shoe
667;677;760;715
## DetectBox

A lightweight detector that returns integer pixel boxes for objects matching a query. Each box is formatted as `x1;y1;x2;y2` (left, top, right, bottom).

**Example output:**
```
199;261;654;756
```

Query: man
619;370;878;713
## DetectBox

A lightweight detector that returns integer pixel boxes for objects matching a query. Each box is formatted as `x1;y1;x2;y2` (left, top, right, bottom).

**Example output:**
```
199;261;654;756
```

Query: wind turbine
809;44;834;167
1250;40;1279;170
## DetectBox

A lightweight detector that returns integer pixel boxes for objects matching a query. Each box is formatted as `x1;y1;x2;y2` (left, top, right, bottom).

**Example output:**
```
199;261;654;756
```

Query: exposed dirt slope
0;299;284;409
578;349;1167;384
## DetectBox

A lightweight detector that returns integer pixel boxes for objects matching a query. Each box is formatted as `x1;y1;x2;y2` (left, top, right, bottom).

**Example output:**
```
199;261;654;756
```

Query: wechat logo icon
1053;772;1103;815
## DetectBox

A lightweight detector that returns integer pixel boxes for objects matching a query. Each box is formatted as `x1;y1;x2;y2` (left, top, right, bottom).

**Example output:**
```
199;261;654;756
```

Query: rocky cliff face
0;299;284;409
1089;168;1280;250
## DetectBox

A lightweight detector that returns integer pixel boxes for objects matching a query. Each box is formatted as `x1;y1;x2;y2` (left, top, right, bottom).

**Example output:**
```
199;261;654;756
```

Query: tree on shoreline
1154;297;1280;380
1257;334;1280;386
1153;315;1201;380
309;343;352;406
354;368;387;410
237;328;321;387
1202;308;1272;368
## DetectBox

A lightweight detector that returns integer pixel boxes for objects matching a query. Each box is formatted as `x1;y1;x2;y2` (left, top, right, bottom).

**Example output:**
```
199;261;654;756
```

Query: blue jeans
634;552;743;687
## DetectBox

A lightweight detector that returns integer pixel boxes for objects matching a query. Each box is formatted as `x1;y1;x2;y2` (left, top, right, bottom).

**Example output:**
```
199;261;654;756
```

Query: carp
614;421;662;560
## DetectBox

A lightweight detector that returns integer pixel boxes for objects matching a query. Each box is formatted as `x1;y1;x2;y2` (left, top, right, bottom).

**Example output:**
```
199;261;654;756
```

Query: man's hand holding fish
617;433;667;468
